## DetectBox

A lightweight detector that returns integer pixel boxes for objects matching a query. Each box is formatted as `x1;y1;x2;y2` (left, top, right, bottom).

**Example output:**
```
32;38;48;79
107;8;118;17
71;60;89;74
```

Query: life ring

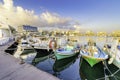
49;40;57;49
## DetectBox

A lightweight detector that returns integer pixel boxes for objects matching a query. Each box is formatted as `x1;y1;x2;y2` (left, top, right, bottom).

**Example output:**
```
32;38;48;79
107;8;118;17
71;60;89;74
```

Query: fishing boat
5;41;18;55
103;39;120;68
17;37;36;56
13;39;37;63
103;39;120;80
32;37;57;64
53;52;79;72
54;45;79;60
80;39;108;67
14;45;37;63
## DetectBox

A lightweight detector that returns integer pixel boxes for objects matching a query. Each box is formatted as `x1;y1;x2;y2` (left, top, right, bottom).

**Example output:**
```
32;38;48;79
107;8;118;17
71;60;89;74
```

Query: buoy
49;39;57;49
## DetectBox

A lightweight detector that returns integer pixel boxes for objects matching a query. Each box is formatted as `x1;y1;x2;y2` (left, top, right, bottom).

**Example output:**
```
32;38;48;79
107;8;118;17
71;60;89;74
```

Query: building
0;23;13;45
0;24;11;38
17;25;38;33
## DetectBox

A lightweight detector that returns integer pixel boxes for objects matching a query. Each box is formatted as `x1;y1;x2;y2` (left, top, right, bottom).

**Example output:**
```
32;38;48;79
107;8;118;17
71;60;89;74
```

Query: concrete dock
0;42;59;80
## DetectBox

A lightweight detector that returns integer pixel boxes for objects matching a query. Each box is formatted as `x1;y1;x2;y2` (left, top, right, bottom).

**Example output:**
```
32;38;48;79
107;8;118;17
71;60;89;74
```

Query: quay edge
0;42;60;80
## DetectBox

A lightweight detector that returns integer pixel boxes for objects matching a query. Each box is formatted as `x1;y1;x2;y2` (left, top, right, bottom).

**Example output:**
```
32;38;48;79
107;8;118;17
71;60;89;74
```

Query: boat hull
53;52;79;72
79;57;105;80
81;55;107;67
20;48;36;55
5;42;18;55
55;50;79;60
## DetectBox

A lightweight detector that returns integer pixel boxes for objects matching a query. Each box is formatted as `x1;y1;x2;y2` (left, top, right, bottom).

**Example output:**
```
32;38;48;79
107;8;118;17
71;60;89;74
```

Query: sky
0;0;120;32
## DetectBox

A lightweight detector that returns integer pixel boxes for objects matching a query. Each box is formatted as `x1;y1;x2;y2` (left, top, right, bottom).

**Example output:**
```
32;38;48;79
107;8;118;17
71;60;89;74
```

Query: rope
96;60;118;80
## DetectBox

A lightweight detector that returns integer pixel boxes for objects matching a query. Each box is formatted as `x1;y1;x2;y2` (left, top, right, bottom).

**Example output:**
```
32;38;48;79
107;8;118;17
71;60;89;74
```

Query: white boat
104;39;120;68
102;39;120;80
80;39;108;67
14;39;37;63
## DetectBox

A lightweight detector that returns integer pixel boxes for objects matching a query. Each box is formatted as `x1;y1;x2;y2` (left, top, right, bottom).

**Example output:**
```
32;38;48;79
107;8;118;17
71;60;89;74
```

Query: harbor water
3;36;120;80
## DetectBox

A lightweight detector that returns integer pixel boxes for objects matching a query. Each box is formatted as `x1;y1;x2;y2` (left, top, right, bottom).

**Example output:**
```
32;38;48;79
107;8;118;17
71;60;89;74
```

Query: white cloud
41;12;71;25
0;0;119;32
0;0;73;30
3;0;13;10
40;12;72;28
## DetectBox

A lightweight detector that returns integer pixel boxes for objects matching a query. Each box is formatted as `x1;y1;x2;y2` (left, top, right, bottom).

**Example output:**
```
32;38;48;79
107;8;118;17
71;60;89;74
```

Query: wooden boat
80;39;108;67
54;45;79;60
5;42;18;55
53;52;79;72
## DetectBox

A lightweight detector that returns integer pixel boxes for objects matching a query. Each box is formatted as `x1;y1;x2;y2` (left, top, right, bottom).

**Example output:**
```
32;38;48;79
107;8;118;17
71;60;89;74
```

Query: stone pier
0;41;59;80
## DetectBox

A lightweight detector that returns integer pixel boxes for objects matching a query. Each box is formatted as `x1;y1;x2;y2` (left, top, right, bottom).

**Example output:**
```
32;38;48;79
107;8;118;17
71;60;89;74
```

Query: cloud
41;12;70;25
0;0;39;27
0;0;73;30
3;0;13;10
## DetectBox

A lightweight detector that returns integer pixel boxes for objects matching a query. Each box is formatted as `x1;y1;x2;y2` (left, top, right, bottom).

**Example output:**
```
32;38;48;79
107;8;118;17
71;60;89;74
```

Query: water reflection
53;52;79;72
32;49;53;65
4;37;120;80
79;58;105;80
35;51;80;80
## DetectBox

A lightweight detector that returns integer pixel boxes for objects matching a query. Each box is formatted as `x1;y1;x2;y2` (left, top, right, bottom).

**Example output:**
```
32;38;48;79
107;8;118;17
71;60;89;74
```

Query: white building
0;23;13;46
